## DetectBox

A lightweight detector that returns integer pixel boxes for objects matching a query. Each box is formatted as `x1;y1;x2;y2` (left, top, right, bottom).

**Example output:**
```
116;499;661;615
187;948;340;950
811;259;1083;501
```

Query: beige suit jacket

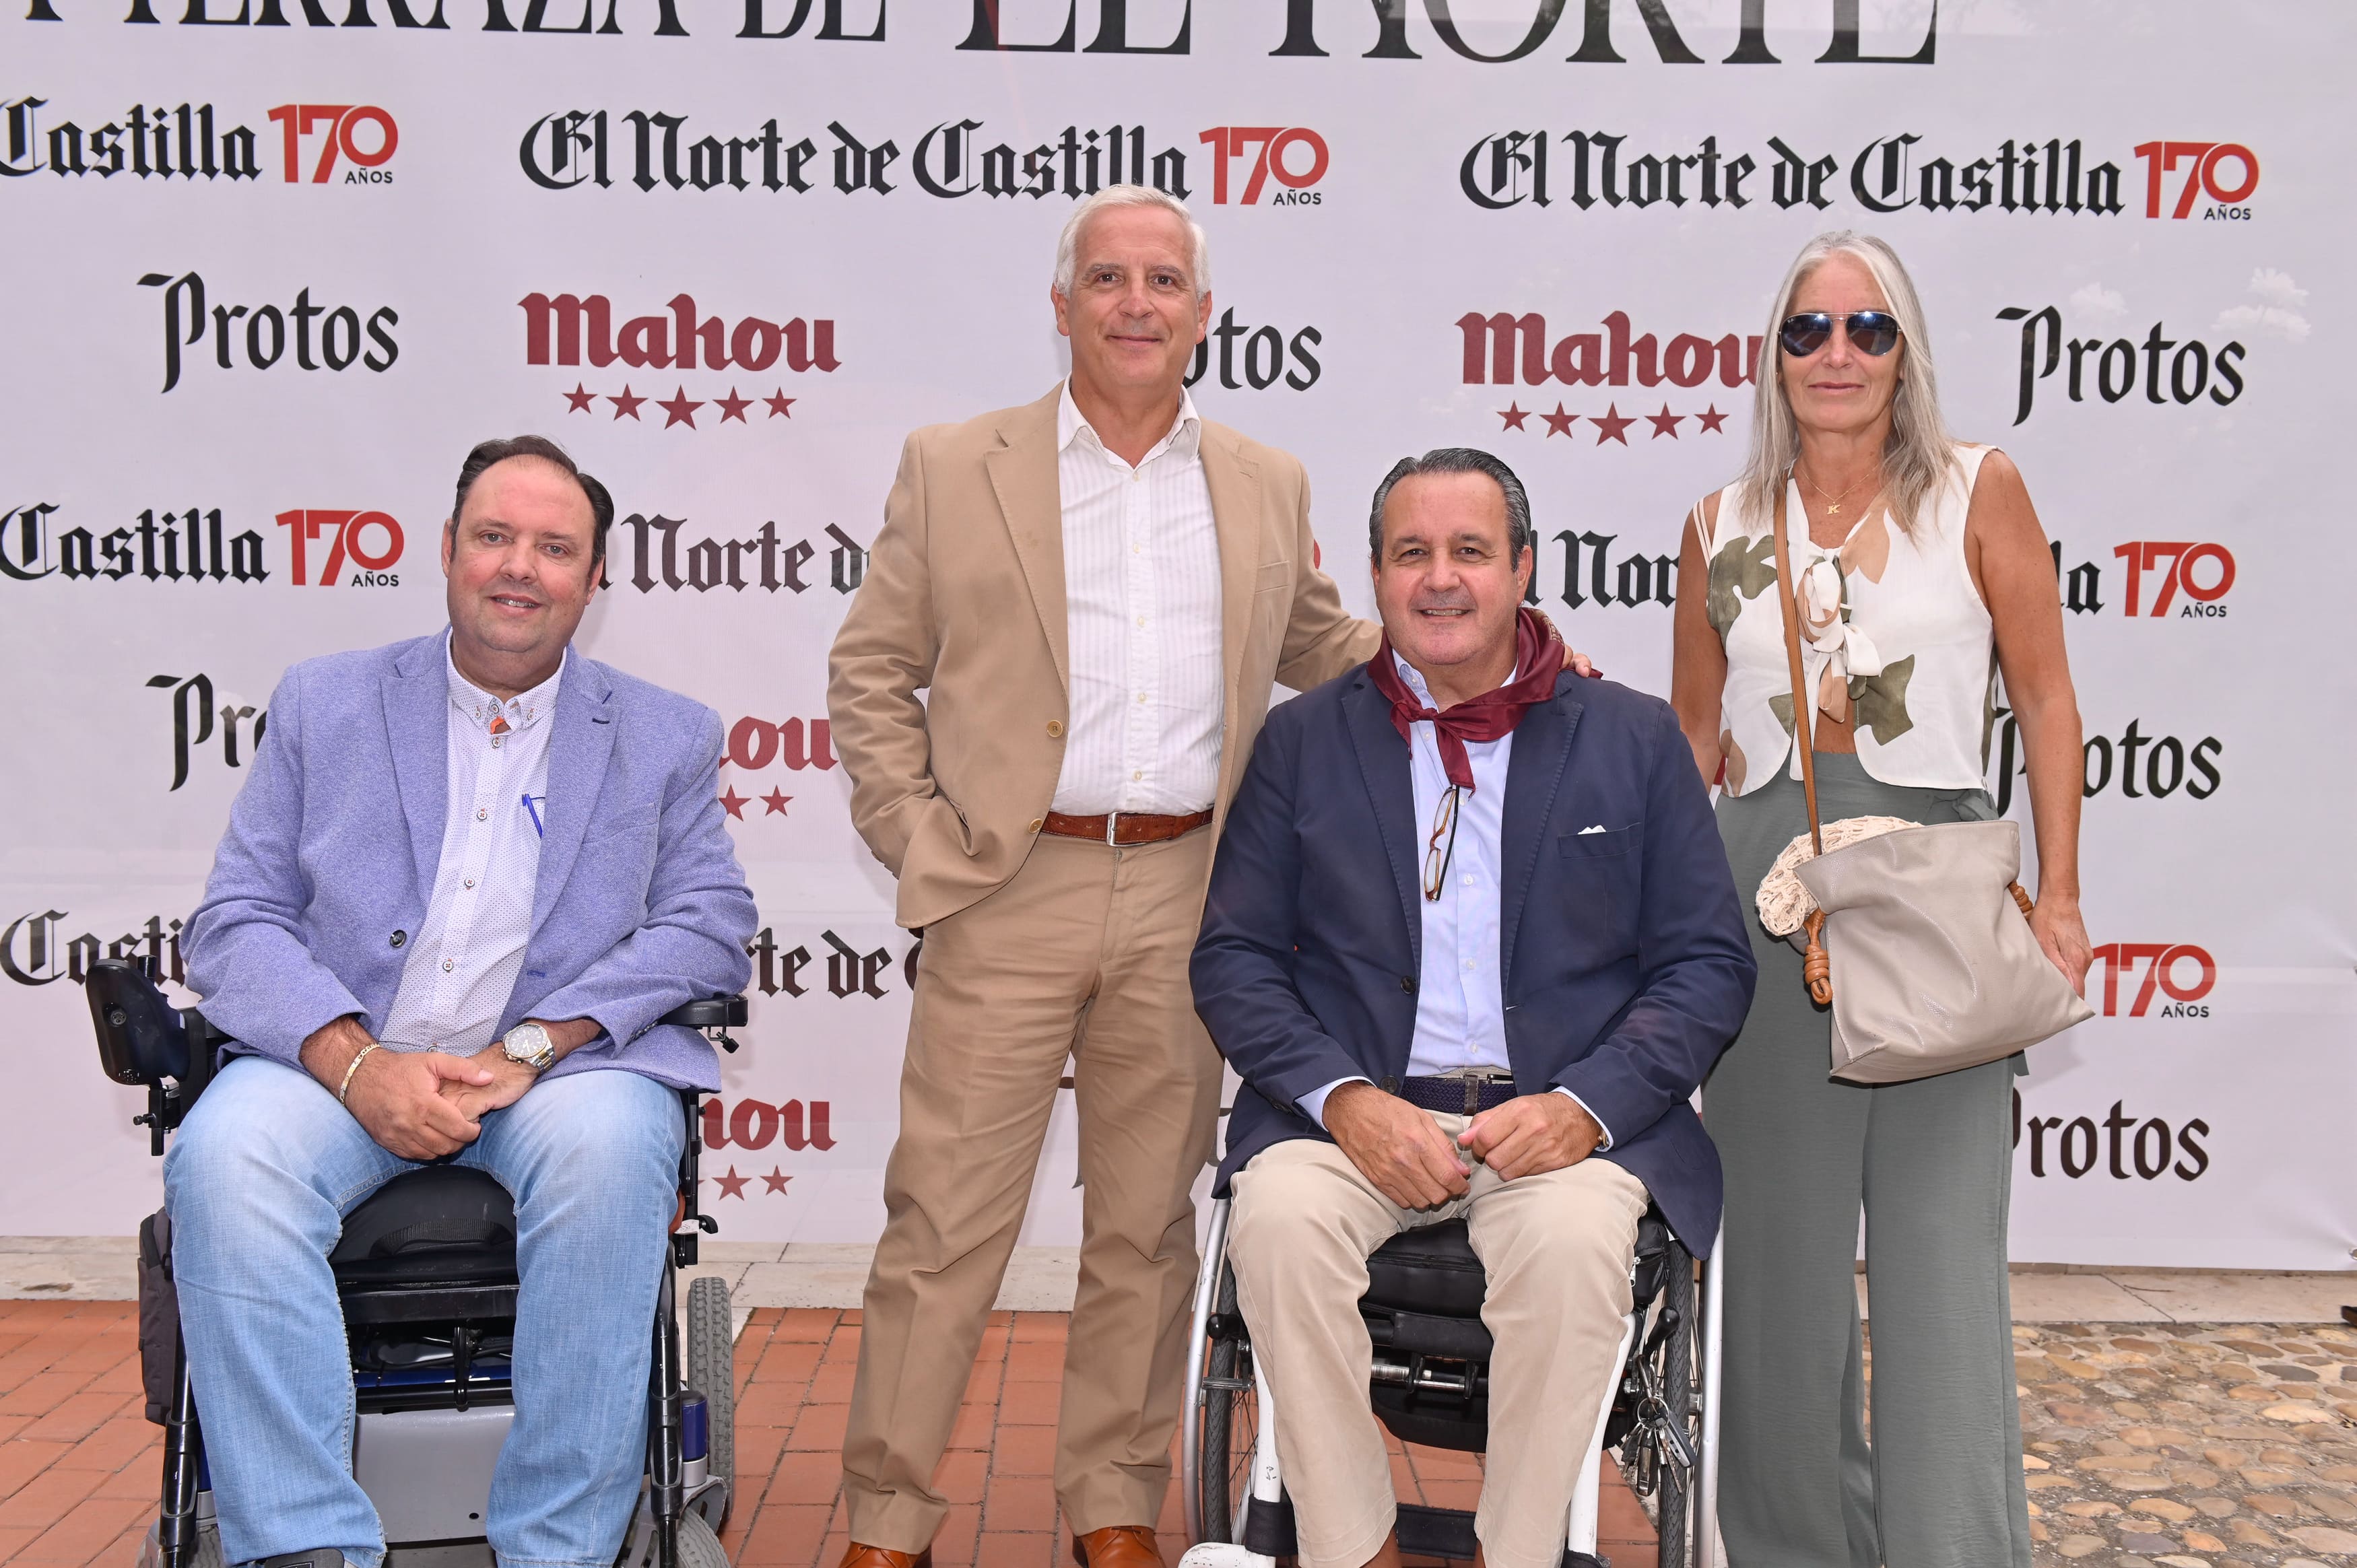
828;384;1381;930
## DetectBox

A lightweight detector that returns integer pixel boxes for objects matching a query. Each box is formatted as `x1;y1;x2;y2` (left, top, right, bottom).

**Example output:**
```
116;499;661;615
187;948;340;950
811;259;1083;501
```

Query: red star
763;390;795;419
761;788;791;816
1696;403;1730;434
1592;404;1634;445
1498;403;1529;432
719;786;749;819
762;1167;791;1195
609;385;645;420
563;383;595;413
658;386;703;429
1646;405;1684;439
1541;403;1578;438
715;388;753;423
712;1166;749;1200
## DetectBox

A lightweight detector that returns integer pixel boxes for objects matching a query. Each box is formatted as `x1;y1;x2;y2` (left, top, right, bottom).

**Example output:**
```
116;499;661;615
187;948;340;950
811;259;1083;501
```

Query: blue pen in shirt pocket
523;793;547;838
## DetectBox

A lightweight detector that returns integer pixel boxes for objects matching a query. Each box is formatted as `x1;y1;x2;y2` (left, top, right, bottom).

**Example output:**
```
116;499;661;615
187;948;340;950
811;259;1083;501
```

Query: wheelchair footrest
1395;1503;1478;1562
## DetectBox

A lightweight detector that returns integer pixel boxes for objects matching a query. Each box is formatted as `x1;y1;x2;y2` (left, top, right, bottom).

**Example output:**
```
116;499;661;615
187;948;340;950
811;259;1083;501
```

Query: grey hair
1051;184;1212;300
1737;230;1958;536
1368;448;1535;561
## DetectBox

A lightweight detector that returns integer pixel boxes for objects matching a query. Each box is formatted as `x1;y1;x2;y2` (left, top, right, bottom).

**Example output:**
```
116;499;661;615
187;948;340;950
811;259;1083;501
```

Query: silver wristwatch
500;1021;556;1073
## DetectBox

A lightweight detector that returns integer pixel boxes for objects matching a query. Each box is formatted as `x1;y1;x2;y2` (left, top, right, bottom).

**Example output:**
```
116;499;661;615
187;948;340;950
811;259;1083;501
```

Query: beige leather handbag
1767;485;2092;1084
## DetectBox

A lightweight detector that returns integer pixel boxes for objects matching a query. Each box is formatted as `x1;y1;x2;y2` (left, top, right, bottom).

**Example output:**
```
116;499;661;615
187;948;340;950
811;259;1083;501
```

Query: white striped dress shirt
1049;380;1226;816
374;636;562;1056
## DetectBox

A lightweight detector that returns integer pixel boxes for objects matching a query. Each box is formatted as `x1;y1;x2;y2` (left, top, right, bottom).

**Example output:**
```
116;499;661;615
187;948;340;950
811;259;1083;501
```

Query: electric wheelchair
1178;1192;1722;1568
85;957;749;1568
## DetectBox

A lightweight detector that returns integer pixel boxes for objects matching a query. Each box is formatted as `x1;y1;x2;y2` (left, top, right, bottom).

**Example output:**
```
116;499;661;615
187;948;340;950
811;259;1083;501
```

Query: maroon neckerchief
1367;607;1567;790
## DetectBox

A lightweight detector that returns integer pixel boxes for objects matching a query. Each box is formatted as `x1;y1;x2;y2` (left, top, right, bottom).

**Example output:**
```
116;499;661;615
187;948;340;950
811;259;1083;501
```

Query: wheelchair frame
1178;1194;1726;1568
84;957;749;1568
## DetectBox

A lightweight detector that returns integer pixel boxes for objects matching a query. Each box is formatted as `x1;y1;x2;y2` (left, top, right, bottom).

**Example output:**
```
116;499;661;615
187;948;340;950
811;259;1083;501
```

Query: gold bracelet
337;1042;381;1107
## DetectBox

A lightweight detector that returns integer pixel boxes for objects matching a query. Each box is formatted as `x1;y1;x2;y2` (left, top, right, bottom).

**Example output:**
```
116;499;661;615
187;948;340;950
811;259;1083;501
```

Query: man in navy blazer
1191;449;1754;1568
168;437;755;1568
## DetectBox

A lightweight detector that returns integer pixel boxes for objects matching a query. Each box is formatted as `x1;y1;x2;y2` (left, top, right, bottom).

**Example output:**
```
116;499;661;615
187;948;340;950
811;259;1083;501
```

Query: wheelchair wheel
1196;1260;1257;1544
686;1274;735;1526
617;1503;731;1567
1625;1243;1700;1568
135;1518;223;1568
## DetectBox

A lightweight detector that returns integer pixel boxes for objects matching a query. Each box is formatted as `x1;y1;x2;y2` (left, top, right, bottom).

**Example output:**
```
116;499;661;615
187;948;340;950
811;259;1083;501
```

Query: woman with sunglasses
1669;232;2090;1568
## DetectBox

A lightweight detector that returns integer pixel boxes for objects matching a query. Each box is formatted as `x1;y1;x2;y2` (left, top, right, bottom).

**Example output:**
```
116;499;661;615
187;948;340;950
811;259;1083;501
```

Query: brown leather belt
1042;809;1212;846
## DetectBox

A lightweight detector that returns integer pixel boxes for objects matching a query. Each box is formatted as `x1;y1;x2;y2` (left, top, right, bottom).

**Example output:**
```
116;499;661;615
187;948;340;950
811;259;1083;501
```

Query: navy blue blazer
1191;663;1757;1254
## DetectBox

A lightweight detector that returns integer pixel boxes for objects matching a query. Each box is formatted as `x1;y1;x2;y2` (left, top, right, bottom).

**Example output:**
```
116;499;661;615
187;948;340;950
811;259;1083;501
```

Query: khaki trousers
843;831;1222;1548
1226;1122;1650;1568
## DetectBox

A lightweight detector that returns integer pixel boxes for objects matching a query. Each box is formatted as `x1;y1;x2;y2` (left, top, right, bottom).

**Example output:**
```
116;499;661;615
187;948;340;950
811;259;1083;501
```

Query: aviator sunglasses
1779;310;1902;358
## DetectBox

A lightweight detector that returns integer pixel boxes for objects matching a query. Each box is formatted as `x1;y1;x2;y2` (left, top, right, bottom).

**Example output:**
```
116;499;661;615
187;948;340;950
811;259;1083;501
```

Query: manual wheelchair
85;957;750;1568
1178;1192;1723;1568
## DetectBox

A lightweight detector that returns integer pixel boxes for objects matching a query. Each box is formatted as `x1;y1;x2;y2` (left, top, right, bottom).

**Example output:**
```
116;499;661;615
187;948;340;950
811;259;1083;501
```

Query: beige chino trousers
1226;1122;1650;1568
842;831;1221;1548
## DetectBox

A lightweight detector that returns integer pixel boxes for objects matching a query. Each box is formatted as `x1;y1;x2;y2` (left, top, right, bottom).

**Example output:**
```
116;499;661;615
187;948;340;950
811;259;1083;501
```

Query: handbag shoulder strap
1769;479;1823;857
1770;479;1836;1005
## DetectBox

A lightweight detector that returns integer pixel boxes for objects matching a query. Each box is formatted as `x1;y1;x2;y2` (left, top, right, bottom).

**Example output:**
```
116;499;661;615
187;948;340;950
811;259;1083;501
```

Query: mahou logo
522;291;835;430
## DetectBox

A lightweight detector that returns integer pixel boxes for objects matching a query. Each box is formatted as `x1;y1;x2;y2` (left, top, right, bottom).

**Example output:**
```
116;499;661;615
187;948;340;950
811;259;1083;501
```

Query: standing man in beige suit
826;184;1379;1568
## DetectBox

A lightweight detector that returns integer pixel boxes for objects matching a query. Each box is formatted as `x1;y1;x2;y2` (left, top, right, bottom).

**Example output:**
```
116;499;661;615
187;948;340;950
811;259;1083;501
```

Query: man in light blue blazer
168;436;756;1568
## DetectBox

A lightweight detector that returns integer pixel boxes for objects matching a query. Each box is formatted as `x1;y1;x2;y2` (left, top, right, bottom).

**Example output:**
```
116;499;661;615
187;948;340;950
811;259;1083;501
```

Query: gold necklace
1796;465;1871;517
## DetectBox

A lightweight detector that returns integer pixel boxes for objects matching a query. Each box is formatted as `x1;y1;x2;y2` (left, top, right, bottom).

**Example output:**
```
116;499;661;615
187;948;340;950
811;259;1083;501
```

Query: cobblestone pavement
2001;1320;2357;1566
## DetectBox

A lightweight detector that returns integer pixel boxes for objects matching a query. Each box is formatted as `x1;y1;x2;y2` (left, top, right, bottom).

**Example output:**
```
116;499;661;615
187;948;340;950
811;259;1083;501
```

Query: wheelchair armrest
658;995;748;1030
87;959;195;1088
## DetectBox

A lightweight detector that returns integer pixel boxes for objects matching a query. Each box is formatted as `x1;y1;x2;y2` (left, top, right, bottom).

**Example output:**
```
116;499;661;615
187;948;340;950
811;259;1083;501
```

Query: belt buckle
1438;1066;1513;1116
1104;811;1121;846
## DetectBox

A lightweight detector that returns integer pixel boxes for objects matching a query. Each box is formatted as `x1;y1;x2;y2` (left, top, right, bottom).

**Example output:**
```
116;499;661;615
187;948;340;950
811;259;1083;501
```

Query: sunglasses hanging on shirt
1779;310;1903;358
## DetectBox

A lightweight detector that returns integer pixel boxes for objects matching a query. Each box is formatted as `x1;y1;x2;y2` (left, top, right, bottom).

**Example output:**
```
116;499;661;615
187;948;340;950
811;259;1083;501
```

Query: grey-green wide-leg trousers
1708;755;2032;1568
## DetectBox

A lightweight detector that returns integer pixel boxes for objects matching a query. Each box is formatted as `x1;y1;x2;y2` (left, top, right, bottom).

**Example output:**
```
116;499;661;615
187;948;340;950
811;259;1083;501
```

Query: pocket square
1578;823;1607;834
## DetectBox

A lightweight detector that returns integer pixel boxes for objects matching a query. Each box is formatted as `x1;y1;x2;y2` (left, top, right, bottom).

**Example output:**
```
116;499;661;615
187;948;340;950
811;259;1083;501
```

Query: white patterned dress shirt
1301;654;1613;1149
1049;380;1225;815
374;636;562;1057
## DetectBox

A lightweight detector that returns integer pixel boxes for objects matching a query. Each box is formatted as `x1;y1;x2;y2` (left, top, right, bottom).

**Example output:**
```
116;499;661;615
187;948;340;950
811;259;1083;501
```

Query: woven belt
1396;1072;1519;1116
1041;809;1212;846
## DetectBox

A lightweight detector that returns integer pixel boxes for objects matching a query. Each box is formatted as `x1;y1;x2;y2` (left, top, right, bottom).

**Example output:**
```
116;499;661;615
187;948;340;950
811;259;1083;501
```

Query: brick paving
720;1308;1660;1568
13;1295;2351;1567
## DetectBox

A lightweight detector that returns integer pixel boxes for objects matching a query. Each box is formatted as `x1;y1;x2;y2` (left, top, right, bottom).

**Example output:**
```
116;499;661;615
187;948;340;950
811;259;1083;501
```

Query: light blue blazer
185;632;756;1091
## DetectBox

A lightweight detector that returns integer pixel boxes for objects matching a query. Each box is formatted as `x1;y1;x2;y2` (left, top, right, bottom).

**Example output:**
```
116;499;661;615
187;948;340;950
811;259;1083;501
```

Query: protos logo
1197;127;1327;205
275;510;405;587
2090;943;2216;1019
141;272;399;393
2133;141;2257;219
1997;304;2245;425
268;103;397;184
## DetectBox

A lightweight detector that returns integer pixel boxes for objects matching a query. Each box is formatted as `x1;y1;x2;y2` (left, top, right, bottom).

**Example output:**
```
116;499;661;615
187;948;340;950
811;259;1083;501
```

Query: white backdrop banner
3;1;2350;1270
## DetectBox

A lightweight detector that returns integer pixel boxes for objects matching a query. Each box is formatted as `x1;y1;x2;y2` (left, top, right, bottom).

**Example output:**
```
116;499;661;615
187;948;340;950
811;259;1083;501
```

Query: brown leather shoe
838;1545;932;1568
1073;1525;1165;1568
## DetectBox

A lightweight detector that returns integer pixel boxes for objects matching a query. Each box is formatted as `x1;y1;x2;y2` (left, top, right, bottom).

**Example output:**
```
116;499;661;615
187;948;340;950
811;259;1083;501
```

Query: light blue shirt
1300;653;1612;1148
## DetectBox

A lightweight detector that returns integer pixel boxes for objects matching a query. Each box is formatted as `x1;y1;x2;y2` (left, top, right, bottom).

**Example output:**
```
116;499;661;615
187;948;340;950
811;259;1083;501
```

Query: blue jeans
163;1055;686;1568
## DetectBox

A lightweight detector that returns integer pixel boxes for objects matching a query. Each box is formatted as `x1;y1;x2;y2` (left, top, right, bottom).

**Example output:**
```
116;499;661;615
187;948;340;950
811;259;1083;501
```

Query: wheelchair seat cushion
1360;1217;1487;1320
331;1166;518;1290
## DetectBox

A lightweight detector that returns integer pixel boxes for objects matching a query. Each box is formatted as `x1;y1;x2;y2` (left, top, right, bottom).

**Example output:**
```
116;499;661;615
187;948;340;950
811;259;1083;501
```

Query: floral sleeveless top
1703;442;1997;797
